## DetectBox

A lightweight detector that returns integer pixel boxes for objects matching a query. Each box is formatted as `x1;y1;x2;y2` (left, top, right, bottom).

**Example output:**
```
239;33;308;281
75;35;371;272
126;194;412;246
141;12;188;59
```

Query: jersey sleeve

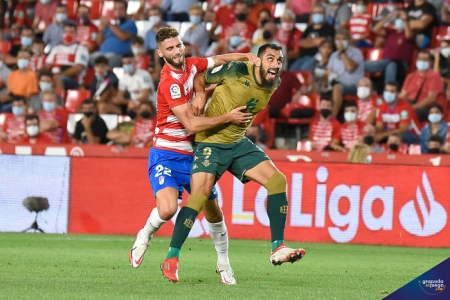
160;80;189;109
187;57;212;73
204;61;248;85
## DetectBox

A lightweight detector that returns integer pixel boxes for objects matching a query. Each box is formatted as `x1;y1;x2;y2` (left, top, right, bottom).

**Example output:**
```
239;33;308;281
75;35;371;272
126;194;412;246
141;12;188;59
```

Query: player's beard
165;52;185;69
259;65;279;89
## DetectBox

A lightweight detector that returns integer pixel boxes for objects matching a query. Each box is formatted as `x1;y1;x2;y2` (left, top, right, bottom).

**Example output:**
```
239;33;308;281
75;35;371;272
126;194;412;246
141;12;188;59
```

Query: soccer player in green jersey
161;44;306;283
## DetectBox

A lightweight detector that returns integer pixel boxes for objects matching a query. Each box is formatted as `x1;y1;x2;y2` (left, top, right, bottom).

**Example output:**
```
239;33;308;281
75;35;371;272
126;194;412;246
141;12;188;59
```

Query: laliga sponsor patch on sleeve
170;84;181;99
400;110;409;119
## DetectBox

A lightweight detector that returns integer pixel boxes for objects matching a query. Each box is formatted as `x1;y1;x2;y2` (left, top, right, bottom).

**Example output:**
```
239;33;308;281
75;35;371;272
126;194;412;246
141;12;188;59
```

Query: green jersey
195;61;279;144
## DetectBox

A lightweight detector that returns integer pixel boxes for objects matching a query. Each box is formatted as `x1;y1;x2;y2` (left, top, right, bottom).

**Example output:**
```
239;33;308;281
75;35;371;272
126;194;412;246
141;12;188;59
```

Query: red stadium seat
292;71;311;85
0;41;11;55
432;26;450;49
365;48;384;78
62;0;79;20
80;0;103;20
296;141;312;152
83;67;96;87
65;89;91;113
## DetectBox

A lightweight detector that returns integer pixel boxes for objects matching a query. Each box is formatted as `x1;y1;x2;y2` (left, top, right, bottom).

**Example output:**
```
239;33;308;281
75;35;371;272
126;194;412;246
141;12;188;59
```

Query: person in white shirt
112;53;155;116
45;21;89;90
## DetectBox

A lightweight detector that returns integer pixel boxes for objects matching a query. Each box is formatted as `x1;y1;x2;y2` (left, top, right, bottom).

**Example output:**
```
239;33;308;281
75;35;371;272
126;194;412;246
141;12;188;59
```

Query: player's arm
171;103;252;134
211;52;258;67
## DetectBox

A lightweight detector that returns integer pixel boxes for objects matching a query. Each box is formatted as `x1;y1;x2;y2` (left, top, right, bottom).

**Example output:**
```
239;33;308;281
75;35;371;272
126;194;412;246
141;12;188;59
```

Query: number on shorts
154;164;172;177
203;147;212;160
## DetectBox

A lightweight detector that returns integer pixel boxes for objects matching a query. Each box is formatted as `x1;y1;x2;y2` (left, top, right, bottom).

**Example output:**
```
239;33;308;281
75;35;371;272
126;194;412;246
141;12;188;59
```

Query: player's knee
264;171;287;195
158;203;178;221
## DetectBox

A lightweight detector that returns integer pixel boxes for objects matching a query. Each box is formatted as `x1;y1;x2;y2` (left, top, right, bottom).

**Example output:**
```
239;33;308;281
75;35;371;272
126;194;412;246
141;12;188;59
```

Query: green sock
167;207;198;259
267;192;288;251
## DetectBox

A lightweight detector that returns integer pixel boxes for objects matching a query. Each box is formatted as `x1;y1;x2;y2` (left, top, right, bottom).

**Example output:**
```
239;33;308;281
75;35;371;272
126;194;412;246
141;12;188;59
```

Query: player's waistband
151;145;193;157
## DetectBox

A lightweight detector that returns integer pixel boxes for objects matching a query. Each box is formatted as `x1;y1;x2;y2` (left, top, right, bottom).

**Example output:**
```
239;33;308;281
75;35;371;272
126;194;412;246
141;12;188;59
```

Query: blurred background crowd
0;0;449;155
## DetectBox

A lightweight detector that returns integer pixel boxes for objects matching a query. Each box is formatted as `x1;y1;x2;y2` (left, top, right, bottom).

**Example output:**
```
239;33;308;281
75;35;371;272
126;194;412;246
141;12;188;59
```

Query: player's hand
227;106;253;125
191;92;207;116
245;53;259;65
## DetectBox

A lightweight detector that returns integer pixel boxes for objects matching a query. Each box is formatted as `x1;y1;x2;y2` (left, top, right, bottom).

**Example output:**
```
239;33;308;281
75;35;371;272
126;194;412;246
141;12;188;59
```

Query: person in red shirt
310;98;341;151
76;4;99;54
19;114;53;144
210;0;236;41
216;26;252;55
221;1;255;41
398;50;446;122
356;77;383;124
37;90;69;143
132;36;151;71
376;81;422;144
275;9;302;65
29;39;47;74
10;0;32;32
331;101;365;151
383;133;408;154
131;102;155;148
0;96;27;143
348;0;373;48
32;0;58;32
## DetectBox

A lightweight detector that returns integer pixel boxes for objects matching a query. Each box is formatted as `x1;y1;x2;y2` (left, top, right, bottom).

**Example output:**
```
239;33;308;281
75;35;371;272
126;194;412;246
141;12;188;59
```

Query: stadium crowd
0;0;449;154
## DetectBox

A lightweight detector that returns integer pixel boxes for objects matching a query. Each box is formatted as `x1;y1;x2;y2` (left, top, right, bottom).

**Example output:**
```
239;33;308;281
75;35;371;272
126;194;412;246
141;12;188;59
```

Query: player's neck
167;62;185;72
254;65;262;86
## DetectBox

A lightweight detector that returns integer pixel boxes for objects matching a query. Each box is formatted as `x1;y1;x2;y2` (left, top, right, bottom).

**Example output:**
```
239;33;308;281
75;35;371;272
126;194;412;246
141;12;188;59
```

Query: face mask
344;111;357;122
389;143;399;151
416;60;429;71
148;15;161;25
56;13;67;23
229;36;242;47
312;13;324;24
320;108;331;118
123;64;135;74
12;106;24;117
262;30;272;40
428;148;441;154
140;111;151;119
21;36;32;47
428;113;442;123
357;86;370;99
127;110;137;119
363;135;375;146
395;19;404;30
383;91;396;104
27;125;39;137
340;40;348;49
43;101;55;112
63;33;75;44
440;47;450;58
247;135;256;143
329;0;340;4
17;58;29;69
190;15;201;25
235;13;247;22
356;5;366;14
40;0;50;4
84;112;94;118
281;22;294;31
39;81;52;91
131;47;143;55
226;0;235;4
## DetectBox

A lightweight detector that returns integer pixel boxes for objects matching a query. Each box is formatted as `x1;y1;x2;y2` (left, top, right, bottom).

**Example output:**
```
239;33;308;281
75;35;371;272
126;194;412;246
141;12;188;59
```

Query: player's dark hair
12;95;27;104
385;81;400;92
94;55;109;65
257;43;283;58
155;27;180;45
344;100;358;109
122;52;135;59
25;114;40;124
428;103;443;114
429;134;443;145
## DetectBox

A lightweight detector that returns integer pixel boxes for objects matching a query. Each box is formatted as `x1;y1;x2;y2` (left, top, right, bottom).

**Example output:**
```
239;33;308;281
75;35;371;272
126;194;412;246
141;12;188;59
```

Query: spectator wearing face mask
348;0;373;48
144;7;168;54
310;98;341;151
2;50;39;106
90;56;119;114
19;114;53;144
427;135;446;154
0;52;12;102
420;103;450;153
45;22;90;90
37;90;69;143
42;4;67;49
286;0;313;23
407;0;436;49
375;81;422;145
251;21;285;60
325;0;352;30
275;9;302;66
0;96;27;143
29;71;64;113
76;4;99;54
5;26;34;68
216;27;252;55
384;133;407;153
32;0;59;32
399;50;445;122
252;8;272;46
8;0;32;33
433;39;450;92
209;0;237;42
360;123;384;153
291;4;335;72
222;1;255;42
131;102;156;148
132;36;151;71
182;4;210;57
324;29;365;118
112;53;155;116
331;101;365;151
356;77;383;124
29;39;47;74
72;99;109;144
365;10;414;86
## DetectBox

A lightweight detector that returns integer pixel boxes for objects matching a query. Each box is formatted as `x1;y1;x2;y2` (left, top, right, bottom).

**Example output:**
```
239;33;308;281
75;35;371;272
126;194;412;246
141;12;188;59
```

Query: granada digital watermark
418;279;446;295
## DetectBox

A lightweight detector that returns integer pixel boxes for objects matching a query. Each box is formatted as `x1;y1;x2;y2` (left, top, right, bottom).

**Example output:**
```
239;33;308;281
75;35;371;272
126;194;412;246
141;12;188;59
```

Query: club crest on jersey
159;175;165;185
170;84;181;99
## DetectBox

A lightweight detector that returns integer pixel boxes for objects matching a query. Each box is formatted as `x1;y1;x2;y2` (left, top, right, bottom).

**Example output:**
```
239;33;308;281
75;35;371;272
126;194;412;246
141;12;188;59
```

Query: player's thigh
228;138;273;185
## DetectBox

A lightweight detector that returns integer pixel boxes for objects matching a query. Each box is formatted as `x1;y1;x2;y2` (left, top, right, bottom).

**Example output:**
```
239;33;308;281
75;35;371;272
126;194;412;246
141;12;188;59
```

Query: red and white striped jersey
153;57;214;154
357;95;383;123
336;121;365;150
37;108;69;144
133;118;155;148
1;114;25;143
349;14;372;40
309;118;341;151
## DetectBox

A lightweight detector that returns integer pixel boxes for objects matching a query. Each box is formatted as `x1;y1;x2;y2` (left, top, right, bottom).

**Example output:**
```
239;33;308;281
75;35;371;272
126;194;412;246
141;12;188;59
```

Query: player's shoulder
210;61;249;75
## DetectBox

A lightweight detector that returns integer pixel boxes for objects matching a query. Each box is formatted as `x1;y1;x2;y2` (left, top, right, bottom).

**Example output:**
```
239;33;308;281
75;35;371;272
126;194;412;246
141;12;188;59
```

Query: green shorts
191;137;270;183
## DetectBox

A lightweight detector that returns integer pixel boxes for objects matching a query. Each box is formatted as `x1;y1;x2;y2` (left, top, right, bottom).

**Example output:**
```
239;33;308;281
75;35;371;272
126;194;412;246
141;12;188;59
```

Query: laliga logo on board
399;172;447;237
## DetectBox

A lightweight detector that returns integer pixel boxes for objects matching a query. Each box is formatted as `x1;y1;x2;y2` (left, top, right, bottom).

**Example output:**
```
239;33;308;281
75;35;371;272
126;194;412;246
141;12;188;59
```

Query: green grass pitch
0;233;448;300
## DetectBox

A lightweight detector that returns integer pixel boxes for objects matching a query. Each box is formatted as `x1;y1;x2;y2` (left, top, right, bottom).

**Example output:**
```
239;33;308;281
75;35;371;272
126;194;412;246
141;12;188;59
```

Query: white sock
208;220;230;266
141;208;167;240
